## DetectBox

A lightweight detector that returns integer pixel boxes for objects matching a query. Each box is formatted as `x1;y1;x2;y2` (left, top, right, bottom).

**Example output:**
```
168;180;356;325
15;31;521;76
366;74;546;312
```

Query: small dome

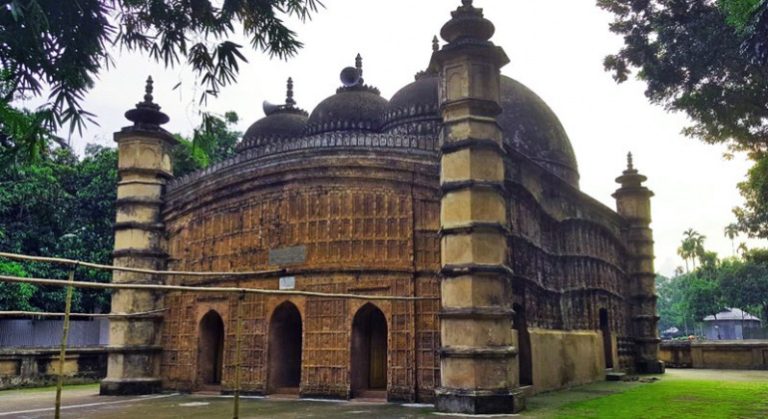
239;77;309;151
243;109;308;141
499;76;579;187
305;55;388;135
306;88;388;135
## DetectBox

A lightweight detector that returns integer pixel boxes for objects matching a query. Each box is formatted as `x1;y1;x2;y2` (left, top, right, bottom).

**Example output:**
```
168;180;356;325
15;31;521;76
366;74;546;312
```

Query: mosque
101;0;663;414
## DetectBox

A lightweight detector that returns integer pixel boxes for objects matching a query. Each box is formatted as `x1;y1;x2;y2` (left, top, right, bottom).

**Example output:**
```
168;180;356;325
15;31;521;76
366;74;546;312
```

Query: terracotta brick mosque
100;0;664;414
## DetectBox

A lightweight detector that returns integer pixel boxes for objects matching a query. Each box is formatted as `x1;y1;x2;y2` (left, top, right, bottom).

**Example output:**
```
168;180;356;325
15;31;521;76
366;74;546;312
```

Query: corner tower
433;1;524;414
100;78;177;395
613;153;665;374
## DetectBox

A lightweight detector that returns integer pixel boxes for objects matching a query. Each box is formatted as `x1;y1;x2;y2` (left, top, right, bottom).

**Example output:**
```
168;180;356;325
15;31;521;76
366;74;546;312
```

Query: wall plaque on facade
279;276;296;290
268;245;306;266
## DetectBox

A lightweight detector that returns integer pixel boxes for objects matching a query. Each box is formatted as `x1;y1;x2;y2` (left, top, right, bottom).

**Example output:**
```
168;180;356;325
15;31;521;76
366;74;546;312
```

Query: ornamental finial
432;35;439;52
462;0;473;7
627;152;634;171
143;76;154;104
355;53;363;77
286;77;296;107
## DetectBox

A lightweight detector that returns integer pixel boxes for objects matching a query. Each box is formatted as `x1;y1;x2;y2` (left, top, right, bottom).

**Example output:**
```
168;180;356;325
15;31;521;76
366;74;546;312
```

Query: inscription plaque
269;245;307;266
279;276;296;290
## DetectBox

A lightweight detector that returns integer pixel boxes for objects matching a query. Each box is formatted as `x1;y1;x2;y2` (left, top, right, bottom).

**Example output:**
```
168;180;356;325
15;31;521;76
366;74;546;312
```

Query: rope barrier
0;252;280;278
0;274;439;301
0;308;167;318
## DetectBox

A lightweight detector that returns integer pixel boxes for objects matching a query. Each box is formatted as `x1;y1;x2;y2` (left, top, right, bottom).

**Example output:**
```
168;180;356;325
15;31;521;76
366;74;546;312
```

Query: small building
703;308;762;340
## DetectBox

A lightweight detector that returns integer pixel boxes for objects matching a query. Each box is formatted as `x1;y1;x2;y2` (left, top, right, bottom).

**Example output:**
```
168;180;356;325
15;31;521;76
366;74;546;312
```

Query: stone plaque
279;276;296;290
268;245;306;266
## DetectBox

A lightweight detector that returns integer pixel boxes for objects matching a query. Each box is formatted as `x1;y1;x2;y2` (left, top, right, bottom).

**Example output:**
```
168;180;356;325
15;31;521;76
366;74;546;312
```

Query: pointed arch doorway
351;303;388;398
600;308;614;369
268;301;303;394
513;303;533;386
198;310;225;387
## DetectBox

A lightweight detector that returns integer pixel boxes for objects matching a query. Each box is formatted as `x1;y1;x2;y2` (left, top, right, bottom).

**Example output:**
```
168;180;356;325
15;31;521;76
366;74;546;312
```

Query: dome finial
286;77;296;107
355;53;363;78
124;75;169;128
627;151;634;171
462;0;473;7
143;76;154;104
432;35;439;52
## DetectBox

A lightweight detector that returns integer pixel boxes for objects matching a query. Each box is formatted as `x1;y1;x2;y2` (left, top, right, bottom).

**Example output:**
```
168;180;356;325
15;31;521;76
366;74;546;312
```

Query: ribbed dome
499;75;579;187
306;87;388;135
243;109;308;141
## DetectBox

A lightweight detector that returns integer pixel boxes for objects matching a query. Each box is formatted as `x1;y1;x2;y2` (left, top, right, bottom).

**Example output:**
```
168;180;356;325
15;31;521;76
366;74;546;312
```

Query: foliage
734;153;768;238
0;111;242;312
0;146;117;313
598;0;768;237
0;0;322;138
597;0;767;154
0;259;35;311
677;229;706;272
171;111;241;177
658;243;768;335
0;69;60;162
656;274;696;334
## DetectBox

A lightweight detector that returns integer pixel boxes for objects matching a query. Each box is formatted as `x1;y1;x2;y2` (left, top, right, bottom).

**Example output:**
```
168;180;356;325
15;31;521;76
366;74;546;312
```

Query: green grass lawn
551;376;768;418
2;370;767;418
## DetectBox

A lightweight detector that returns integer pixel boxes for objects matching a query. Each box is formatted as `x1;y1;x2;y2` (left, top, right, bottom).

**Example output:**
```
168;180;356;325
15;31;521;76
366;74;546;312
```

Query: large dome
384;73;579;187
498;75;579;187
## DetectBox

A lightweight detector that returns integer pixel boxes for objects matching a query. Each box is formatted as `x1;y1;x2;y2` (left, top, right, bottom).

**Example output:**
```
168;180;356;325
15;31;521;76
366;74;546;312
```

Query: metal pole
55;268;76;419
233;292;244;419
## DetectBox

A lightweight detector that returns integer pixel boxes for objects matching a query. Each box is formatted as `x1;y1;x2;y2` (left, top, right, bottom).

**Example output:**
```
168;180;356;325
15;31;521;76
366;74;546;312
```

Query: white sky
28;0;765;276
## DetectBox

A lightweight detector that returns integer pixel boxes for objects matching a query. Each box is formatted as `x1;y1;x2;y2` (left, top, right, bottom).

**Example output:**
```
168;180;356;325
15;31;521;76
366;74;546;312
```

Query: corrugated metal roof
703;308;761;322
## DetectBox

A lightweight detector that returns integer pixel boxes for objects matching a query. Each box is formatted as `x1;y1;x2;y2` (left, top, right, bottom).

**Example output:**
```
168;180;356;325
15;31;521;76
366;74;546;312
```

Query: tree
685;276;726;329
598;0;767;154
0;146;117;313
0;109;242;312
171;111;241;177
678;228;706;271
598;1;768;237
0;0;321;145
734;154;768;238
724;223;740;256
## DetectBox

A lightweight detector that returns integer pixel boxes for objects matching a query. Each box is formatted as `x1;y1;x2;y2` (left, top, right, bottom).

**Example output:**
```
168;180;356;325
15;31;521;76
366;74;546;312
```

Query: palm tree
677;243;691;273
679;229;706;271
737;242;749;257
724;223;739;257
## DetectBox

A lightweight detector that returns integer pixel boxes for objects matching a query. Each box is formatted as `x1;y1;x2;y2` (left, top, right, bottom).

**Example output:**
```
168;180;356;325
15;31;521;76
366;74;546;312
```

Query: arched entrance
198;310;225;386
268;302;303;393
599;308;614;368
513;303;533;386
351;303;388;397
